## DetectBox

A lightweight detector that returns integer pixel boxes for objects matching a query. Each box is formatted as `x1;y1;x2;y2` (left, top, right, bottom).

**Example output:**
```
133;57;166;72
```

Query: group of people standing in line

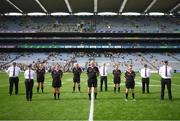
6;60;173;101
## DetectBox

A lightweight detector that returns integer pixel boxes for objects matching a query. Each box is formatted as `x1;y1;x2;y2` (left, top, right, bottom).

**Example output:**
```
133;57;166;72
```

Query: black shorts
113;78;121;84
52;80;62;88
73;77;80;83
37;77;45;83
88;80;97;87
126;81;135;89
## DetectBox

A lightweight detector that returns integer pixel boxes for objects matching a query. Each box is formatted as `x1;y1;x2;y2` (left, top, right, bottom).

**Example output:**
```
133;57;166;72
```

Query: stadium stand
0;16;179;33
0;52;179;72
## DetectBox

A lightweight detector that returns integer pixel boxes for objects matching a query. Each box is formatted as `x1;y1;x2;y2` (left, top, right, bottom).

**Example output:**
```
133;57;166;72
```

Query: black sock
88;93;91;100
126;93;128;99
58;93;60;99
73;86;75;92
78;86;80;92
54;93;56;99
41;87;44;93
37;87;39;93
114;87;116;93
118;87;120;93
132;93;135;99
95;93;97;99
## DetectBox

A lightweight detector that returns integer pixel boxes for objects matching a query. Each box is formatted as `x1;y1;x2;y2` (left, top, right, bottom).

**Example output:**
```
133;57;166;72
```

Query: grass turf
0;72;180;120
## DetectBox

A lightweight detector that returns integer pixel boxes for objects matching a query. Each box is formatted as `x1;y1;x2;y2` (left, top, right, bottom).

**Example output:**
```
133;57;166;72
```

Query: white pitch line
89;87;94;121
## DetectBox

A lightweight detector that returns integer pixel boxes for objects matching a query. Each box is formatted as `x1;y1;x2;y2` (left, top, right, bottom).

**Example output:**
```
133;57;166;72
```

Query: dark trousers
25;79;34;100
142;78;150;93
100;76;107;91
161;78;172;100
9;77;19;95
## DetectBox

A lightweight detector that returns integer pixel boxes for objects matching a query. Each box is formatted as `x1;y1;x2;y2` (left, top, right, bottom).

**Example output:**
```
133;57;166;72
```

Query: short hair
164;61;168;64
28;64;32;68
144;64;147;68
13;62;16;66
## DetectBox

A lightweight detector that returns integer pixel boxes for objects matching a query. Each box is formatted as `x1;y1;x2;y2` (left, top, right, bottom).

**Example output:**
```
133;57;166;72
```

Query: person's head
164;60;168;65
144;64;147;68
90;61;96;67
39;63;43;69
128;64;132;71
13;62;16;67
28;64;32;69
74;63;79;68
115;65;119;70
55;64;60;70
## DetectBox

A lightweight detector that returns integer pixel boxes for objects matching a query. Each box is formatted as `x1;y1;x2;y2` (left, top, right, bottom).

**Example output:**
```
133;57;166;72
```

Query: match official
24;64;36;101
36;64;46;93
113;65;121;93
6;62;21;95
159;61;173;100
87;61;99;100
99;63;108;91
125;65;136;101
140;64;151;93
52;64;63;100
72;63;82;92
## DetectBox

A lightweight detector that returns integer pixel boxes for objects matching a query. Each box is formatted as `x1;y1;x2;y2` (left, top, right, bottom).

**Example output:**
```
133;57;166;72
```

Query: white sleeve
24;71;26;78
159;67;162;75
140;69;142;76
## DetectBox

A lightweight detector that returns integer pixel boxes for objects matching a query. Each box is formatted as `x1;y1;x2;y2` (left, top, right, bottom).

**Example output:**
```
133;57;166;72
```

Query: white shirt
159;65;173;79
6;66;21;77
140;68;151;78
24;69;36;80
99;66;108;76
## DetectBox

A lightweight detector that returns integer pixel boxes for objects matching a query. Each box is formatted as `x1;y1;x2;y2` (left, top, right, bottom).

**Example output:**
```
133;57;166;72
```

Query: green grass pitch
0;72;180;120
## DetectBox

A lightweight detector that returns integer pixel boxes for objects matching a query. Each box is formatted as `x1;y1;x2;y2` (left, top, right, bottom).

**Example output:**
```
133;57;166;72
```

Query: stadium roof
0;0;179;15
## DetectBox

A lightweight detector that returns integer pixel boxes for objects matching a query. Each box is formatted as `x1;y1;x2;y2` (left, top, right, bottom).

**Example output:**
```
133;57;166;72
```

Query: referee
112;65;121;93
51;64;63;100
6;62;21;96
140;64;151;93
87;61;99;100
125;65;136;101
72;63;82;92
159;61;173;100
24;64;36;101
36;64;46;93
